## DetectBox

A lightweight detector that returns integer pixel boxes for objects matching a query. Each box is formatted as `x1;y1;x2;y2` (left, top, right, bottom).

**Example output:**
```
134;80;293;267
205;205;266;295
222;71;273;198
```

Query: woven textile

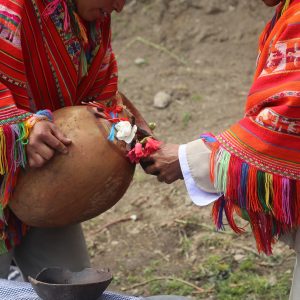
205;0;300;255
0;0;119;253
0;279;142;300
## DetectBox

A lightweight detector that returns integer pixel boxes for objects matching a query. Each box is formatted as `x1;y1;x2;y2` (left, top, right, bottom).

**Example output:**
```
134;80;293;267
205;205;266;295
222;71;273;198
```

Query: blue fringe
107;112;117;141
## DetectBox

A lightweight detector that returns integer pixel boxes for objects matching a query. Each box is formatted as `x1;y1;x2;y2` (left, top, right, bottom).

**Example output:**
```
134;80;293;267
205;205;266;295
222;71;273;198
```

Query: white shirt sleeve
178;143;220;206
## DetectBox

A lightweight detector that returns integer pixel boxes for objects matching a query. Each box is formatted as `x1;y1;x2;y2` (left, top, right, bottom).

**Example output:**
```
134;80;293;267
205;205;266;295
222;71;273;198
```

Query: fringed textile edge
0;109;53;254
201;134;300;256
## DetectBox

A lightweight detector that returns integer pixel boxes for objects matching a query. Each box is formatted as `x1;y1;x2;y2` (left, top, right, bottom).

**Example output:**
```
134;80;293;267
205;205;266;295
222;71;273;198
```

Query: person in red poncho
144;0;300;298
0;0;125;280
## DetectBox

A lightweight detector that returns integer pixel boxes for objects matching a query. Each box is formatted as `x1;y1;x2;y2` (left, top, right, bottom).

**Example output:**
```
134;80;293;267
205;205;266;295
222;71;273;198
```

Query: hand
27;121;72;168
142;144;183;184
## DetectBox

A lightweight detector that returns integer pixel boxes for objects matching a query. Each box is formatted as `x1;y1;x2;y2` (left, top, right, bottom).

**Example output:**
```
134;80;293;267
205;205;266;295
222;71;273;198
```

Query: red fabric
0;0;119;252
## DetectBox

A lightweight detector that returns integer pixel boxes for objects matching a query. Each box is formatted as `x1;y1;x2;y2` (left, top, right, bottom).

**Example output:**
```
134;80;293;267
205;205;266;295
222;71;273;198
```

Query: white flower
115;121;137;144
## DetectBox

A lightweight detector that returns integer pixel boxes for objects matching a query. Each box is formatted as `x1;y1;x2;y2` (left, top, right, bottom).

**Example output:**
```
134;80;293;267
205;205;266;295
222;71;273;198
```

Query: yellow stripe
282;0;291;15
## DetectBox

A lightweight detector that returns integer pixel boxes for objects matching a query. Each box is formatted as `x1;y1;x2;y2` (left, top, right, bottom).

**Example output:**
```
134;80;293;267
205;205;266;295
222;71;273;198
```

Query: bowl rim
28;267;113;287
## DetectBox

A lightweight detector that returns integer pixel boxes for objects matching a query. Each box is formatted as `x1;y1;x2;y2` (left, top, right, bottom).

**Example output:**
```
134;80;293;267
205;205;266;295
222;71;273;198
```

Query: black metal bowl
28;267;112;300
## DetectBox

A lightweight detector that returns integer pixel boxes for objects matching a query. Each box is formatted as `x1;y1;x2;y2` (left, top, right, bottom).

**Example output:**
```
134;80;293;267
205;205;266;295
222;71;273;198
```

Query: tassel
257;171;268;212
80;51;88;77
107;112;116;141
0;111;52;207
226;155;241;204
273;175;284;222
62;0;71;32
204;135;300;256
224;200;245;234
42;0;62;18
0;110;53;253
209;144;218;184
282;177;292;226
265;173;273;211
212;196;226;231
0;128;7;175
43;0;70;32
239;163;249;210
215;148;230;194
3;126;13;172
73;12;88;46
247;166;262;212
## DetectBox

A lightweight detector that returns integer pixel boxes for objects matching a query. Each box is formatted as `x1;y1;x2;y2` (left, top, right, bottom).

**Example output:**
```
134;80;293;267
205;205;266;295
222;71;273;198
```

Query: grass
179;230;192;258
89;215;293;300
182;112;192;128
191;94;203;102
117;253;291;299
196;254;291;299
148;279;194;296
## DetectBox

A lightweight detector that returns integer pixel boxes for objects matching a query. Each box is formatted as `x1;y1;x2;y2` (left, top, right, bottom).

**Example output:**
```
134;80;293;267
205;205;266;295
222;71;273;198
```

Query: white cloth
178;141;219;206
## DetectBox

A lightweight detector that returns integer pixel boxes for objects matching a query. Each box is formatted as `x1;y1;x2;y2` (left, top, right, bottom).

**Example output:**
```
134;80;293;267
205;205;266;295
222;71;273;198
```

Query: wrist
26;110;53;129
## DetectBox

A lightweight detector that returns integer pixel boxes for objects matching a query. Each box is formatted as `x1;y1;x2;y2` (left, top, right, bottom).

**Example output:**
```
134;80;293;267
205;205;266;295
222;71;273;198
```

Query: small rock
234;254;245;261
130;228;140;235
134;57;146;66
153;91;171;109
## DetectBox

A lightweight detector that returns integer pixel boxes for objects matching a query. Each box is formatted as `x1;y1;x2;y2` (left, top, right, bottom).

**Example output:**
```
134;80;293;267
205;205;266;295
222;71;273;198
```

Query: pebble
234;254;245;261
153;91;171;109
134;57;146;65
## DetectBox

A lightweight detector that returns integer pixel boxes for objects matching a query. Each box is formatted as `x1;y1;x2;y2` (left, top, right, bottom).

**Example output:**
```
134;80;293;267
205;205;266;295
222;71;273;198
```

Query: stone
134;57;146;65
153;91;171;109
234;254;245;261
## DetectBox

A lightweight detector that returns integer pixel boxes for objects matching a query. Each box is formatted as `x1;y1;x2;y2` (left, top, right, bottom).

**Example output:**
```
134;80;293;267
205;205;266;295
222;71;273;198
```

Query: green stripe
0;14;19;27
257;171;270;212
0;113;32;125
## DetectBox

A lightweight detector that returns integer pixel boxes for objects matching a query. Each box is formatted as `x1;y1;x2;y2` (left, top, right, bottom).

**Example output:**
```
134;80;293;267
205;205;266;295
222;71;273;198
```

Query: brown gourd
9;95;148;227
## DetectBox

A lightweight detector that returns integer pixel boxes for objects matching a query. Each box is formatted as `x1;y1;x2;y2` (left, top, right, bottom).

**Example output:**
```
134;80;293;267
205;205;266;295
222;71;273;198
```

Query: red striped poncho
0;0;118;252
205;0;300;255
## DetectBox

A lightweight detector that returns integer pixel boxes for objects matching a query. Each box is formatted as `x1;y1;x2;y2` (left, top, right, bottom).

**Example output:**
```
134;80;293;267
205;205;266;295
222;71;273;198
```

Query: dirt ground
83;1;295;299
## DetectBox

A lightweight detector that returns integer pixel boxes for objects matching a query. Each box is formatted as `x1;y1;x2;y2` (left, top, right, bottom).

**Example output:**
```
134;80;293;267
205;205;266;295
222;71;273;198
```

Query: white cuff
178;144;219;206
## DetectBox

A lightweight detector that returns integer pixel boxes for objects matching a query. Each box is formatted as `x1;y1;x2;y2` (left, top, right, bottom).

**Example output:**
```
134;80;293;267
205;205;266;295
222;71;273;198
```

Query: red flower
127;139;161;164
127;148;139;164
144;138;161;156
127;148;136;163
134;142;145;159
127;142;145;163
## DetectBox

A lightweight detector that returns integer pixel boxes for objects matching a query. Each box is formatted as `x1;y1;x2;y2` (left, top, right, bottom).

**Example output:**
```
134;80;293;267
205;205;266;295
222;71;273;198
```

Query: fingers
36;144;55;161
144;159;179;184
27;144;55;168
50;123;72;146
140;157;155;171
141;157;154;164
158;174;176;184
27;121;72;168
43;133;69;154
144;164;160;176
28;153;46;168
